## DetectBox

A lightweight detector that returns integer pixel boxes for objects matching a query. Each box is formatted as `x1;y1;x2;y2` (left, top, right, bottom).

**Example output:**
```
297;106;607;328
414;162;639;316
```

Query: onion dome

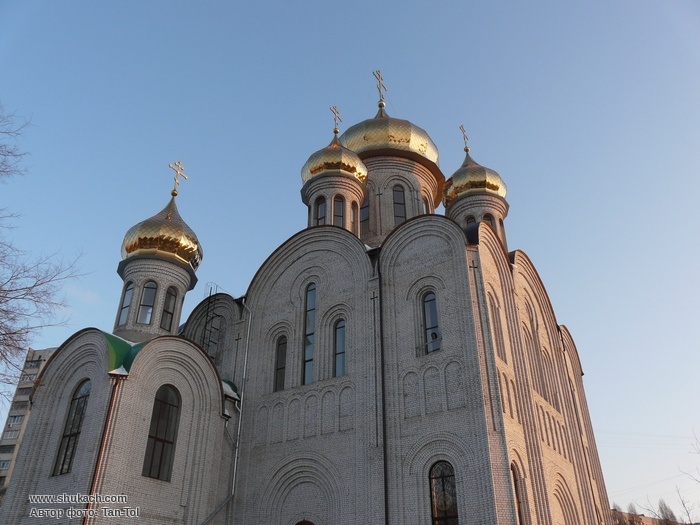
121;195;203;271
444;147;507;206
301;129;367;184
339;100;439;166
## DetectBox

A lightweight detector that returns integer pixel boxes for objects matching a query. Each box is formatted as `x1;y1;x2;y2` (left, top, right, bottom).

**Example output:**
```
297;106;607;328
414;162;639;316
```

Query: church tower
113;162;203;342
444;129;509;249
300;107;367;236
339;71;445;247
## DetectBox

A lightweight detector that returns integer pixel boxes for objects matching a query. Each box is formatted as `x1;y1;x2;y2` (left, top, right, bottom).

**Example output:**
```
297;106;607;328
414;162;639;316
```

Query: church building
0;78;612;524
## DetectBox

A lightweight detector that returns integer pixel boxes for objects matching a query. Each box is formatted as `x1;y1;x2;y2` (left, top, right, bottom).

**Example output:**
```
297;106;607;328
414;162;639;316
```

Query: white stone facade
0;99;612;525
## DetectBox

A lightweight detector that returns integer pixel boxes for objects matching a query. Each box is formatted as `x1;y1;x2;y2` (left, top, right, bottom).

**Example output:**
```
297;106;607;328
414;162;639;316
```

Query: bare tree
0;104;28;181
639;497;682;525
0;104;78;400
658;498;679;524
612;503;628;525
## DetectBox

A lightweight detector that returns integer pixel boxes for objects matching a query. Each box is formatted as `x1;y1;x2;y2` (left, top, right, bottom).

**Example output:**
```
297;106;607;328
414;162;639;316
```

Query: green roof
102;331;147;373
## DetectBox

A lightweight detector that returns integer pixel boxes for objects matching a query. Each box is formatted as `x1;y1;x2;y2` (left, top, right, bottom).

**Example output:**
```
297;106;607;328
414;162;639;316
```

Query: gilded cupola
443;148;507;206
121;162;203;271
338;72;444;209
300;127;367;185
338;100;440;167
444;127;509;249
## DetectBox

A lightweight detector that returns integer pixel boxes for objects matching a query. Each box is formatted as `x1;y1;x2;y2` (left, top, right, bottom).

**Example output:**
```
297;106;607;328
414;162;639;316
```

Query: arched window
422;197;430;215
351;202;358;234
333;196;344;227
429;461;459;524
483;213;495;228
511;463;527;525
137;281;158;324
160;286;178;331
117;282;134;326
423;292;440;353
487;293;507;363
274;336;287;392
53;379;91;475
360;196;369;234
303;284;316;385
393;185;406;226
334;319;346;377
466;215;476;226
142;385;180;481
314;197;326;225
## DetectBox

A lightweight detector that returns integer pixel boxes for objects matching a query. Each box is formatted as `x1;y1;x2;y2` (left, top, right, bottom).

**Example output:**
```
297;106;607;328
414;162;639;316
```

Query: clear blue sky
2;1;699;517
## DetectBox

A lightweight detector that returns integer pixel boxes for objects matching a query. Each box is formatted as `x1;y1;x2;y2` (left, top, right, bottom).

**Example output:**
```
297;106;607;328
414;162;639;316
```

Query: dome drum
339;105;445;206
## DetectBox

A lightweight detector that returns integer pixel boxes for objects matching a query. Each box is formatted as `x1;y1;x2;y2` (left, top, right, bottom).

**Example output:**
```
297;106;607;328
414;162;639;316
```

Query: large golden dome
339;102;439;165
121;196;203;270
444;149;507;205
301;132;367;185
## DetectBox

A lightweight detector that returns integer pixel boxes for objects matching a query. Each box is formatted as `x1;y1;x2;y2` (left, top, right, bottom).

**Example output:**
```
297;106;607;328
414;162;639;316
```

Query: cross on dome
459;125;470;152
330;106;342;134
168;160;188;197
373;70;387;103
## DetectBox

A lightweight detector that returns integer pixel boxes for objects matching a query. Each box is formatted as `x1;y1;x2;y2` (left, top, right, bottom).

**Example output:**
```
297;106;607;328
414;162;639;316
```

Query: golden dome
339;102;439;165
444;149;507;205
301;132;367;185
121;196;203;270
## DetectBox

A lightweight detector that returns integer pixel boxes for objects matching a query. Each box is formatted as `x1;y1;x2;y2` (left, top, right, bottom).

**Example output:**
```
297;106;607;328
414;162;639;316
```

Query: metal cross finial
373;70;387;102
330;106;342;133
459;125;469;151
168;160;188;196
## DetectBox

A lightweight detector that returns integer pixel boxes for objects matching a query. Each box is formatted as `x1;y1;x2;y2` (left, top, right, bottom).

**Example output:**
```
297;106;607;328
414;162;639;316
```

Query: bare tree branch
676;487;695;524
0;104;79;402
0;103;29;182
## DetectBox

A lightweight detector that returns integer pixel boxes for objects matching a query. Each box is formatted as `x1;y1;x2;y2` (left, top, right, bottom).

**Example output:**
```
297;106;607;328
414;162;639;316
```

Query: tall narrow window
429;461;459;524
393;185;406;226
53;379;91;476
511;463;527;525
142;385;180;481
274;336;287;392
118;282;134;326
422;198;430;214
483;213;495;228
137;281;158;324
351;202;358;234
360;196;369;234
333;196;344;227
314;197;326;225
334;319;346;377
303;284;316;385
160;286;178;331
423;292;440;353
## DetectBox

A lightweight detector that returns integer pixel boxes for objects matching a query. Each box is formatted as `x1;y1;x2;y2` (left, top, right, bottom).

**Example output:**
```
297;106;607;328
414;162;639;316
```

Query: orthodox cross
460;125;469;151
330;106;342;133
169;160;188;196
373;70;387;102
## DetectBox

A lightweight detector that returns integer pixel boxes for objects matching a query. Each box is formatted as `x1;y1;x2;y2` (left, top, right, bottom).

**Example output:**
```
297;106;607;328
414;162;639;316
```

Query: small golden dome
444;149;507;206
339;102;439;165
301;132;368;184
121;197;203;270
